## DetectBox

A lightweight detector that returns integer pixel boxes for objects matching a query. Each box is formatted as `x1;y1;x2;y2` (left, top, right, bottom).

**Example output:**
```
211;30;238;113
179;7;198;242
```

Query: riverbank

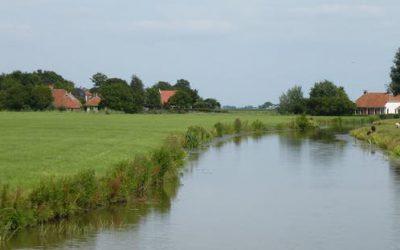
351;119;400;156
0;112;371;241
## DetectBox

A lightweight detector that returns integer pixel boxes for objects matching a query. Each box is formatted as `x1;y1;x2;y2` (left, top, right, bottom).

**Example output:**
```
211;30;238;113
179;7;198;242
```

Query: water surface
7;130;400;250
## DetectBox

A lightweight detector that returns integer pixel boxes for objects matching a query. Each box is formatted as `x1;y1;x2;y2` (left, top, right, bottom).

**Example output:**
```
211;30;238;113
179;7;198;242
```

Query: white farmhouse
356;91;400;115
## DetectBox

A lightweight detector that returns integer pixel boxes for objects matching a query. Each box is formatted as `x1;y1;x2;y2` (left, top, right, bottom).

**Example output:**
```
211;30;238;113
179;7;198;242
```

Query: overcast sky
1;0;399;106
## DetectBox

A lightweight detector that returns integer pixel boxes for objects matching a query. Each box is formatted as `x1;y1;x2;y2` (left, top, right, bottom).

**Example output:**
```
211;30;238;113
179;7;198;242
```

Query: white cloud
290;4;383;17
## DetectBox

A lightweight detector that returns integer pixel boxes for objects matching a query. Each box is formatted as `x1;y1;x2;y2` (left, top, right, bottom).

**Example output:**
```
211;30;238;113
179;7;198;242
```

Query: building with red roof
85;95;102;112
160;90;177;105
51;88;81;111
356;91;400;115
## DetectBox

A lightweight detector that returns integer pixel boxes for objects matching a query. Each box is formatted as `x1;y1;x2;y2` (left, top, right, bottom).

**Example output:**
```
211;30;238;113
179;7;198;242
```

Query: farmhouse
160;90;177;105
85;91;101;112
51;88;81;111
355;91;400;115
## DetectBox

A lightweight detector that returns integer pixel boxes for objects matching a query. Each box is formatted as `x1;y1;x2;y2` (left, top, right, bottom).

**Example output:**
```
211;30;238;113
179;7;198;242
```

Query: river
6;129;400;249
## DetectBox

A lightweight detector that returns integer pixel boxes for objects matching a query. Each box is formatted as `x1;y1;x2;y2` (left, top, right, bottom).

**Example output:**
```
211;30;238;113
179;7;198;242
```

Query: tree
152;81;173;90
174;79;200;104
307;80;355;116
30;85;53;110
193;98;208;109
145;88;161;109
97;78;135;113
204;98;221;109
91;73;108;89
259;101;274;109
174;79;191;90
167;90;192;109
1;81;27;110
389;48;400;95
278;85;306;114
130;75;145;112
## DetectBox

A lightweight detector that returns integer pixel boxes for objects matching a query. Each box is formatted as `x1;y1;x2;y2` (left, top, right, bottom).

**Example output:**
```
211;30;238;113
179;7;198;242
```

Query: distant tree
204;98;221;109
167;90;192;109
389;48;400;95
193;98;208;109
145;88;161;109
36;70;74;91
30;85;53;110
259;101;274;109
307;80;355;116
174;79;200;104
91;73;108;89
130;75;145;112
0;80;27;110
222;105;237;110
97;78;135;113
174;79;191;90
278;85;306;114
152;81;173;90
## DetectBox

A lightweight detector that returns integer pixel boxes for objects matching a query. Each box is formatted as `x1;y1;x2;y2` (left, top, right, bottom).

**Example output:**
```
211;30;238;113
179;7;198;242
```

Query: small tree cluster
278;80;355;116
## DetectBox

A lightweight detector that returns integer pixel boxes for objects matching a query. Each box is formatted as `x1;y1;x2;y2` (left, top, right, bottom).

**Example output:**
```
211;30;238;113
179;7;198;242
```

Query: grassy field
351;119;400;156
0;111;297;189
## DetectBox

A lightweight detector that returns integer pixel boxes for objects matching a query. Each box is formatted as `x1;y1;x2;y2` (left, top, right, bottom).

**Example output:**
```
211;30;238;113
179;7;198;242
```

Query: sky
0;0;399;106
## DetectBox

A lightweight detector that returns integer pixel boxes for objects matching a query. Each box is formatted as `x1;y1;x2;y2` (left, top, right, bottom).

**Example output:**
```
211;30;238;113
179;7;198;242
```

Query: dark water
6;130;400;250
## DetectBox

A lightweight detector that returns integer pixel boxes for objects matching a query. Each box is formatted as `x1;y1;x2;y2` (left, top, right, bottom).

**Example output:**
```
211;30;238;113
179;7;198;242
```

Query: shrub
251;120;266;131
184;126;211;149
234;118;242;134
294;115;318;131
214;122;225;137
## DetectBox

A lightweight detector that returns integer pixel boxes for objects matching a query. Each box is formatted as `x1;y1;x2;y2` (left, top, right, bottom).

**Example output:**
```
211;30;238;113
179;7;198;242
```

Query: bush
294;115;318;131
184;126;211;149
251;120;267;131
214;122;225;137
234;118;242;134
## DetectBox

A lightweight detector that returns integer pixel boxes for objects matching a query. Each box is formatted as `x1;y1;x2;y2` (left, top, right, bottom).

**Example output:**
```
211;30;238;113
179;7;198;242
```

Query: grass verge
351;119;400;156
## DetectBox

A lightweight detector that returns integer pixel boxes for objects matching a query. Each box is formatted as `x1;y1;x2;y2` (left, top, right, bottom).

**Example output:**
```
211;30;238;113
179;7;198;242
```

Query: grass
351;119;400;156
0;111;297;189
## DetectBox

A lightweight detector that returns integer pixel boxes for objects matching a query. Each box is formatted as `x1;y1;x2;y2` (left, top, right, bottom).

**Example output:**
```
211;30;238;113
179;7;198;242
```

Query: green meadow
0;111;296;189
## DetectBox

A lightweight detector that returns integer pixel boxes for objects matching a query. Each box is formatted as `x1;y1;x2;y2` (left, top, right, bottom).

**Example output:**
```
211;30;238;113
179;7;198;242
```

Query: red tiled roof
160;90;177;104
355;92;398;108
52;89;81;109
86;96;101;107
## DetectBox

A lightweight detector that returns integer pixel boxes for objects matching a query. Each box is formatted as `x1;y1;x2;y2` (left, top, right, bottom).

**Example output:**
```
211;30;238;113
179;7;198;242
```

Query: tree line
0;70;221;113
0;70;73;111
